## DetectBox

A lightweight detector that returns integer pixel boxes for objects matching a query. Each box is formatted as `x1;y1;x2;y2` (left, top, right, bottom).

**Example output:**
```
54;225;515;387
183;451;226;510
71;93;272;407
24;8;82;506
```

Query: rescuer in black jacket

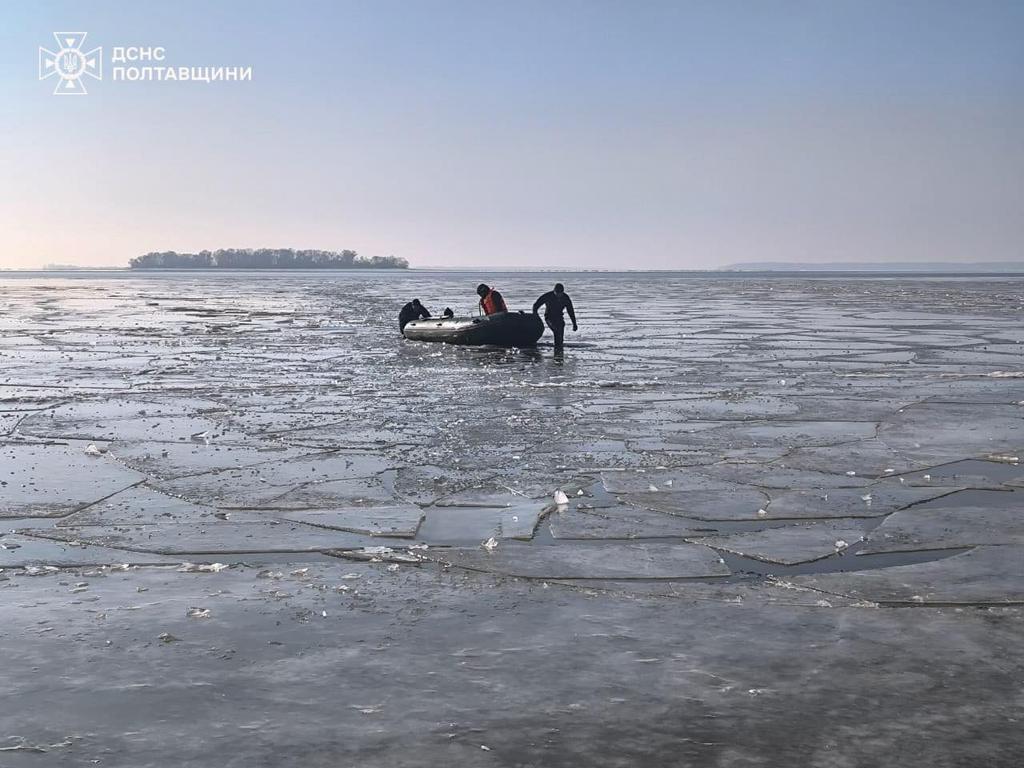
398;299;431;331
532;283;577;347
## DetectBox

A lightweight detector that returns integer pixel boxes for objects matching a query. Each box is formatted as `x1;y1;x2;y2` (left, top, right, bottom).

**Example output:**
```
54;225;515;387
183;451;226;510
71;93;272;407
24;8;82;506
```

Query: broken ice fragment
23;565;60;576
158;632;181;643
834;539;849;551
84;443;103;457
553;490;570;505
481;536;499;551
177;562;229;573
757;508;768;517
186;607;211;619
988;454;1020;464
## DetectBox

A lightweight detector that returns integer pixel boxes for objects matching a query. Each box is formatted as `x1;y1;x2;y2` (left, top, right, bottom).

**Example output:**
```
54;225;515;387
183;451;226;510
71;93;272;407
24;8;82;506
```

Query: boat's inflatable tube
403;311;544;347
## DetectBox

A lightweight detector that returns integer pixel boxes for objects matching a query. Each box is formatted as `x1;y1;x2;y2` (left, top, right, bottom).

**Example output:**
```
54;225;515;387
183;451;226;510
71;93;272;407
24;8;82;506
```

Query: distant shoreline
126;266;409;271
128;248;408;270
721;261;1024;273
6;267;1024;278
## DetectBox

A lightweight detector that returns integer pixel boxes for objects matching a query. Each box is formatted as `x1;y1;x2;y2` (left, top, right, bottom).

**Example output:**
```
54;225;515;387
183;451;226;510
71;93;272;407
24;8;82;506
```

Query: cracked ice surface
2;273;1024;764
3;274;1024;572
3;273;1024;573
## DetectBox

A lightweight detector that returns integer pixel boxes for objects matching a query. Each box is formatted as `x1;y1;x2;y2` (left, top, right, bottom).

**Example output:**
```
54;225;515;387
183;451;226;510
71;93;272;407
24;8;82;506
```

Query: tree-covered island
129;249;408;269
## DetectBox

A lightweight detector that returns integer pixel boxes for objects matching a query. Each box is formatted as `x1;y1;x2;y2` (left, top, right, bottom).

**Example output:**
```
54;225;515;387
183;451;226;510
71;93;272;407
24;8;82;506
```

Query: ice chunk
23;565;60;576
177;562;229;573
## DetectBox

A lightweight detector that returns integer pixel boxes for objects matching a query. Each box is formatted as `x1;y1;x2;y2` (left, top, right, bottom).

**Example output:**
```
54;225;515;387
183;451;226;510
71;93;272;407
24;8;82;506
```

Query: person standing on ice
532;283;577;348
476;283;508;315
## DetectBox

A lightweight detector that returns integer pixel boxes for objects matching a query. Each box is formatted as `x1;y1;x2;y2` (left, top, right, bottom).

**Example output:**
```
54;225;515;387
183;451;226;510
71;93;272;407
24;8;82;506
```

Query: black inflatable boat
403;311;544;347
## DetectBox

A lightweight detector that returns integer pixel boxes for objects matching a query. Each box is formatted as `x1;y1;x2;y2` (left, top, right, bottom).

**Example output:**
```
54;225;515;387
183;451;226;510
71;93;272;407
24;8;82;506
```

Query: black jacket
532;291;576;324
399;302;431;331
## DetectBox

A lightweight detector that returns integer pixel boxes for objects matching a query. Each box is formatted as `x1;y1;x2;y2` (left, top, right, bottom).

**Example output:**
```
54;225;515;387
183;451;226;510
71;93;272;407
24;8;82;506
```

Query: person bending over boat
532;283;577;347
476;283;508;315
398;299;431;331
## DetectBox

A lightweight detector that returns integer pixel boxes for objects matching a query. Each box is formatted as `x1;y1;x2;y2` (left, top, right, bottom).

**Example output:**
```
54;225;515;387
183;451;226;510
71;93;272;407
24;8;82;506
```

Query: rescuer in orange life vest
476;283;508;315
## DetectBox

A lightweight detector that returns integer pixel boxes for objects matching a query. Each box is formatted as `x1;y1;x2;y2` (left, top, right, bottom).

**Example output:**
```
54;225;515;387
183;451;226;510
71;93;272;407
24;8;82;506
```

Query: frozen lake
1;270;1023;765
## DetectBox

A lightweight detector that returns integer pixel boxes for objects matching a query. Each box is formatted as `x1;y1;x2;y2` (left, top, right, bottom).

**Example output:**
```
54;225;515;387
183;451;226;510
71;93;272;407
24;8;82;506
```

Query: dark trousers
546;317;565;346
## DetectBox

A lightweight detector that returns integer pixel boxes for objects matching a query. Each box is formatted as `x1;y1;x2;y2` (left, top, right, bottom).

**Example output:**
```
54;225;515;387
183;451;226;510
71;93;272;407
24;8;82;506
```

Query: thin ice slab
681;420;879;449
550;579;863;607
273;505;424;538
859;507;1024;554
0;412;24;435
550;505;710;540
789;546;1024;605
781;441;924;478
0;442;146;517
600;469;733;494
251;476;398;510
692;522;867;565
0;533;177;568
23;521;380;555
56;485;221;527
881;403;1024;466
417;503;548;542
700;463;874;489
152;453;391;508
433;542;730;579
620;488;770;521
108;440;313;480
765;485;963;520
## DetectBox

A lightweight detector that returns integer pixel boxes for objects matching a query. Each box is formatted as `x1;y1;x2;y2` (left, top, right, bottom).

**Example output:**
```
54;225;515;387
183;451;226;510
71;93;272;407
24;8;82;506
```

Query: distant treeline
129;249;409;270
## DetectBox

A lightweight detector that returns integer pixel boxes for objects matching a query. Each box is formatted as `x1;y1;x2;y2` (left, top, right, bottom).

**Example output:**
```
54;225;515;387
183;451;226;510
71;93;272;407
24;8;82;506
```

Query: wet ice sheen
1;272;1023;597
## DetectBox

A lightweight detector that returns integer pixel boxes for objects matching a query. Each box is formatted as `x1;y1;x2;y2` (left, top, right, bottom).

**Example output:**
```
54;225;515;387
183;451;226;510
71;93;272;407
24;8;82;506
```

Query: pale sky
1;0;1022;269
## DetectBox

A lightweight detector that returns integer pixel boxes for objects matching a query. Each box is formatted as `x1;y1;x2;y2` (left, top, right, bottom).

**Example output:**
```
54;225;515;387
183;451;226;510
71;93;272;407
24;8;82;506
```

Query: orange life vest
481;289;507;315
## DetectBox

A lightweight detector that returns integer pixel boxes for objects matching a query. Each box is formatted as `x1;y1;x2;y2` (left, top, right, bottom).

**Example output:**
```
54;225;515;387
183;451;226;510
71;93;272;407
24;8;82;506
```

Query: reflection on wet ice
1;272;1023;595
